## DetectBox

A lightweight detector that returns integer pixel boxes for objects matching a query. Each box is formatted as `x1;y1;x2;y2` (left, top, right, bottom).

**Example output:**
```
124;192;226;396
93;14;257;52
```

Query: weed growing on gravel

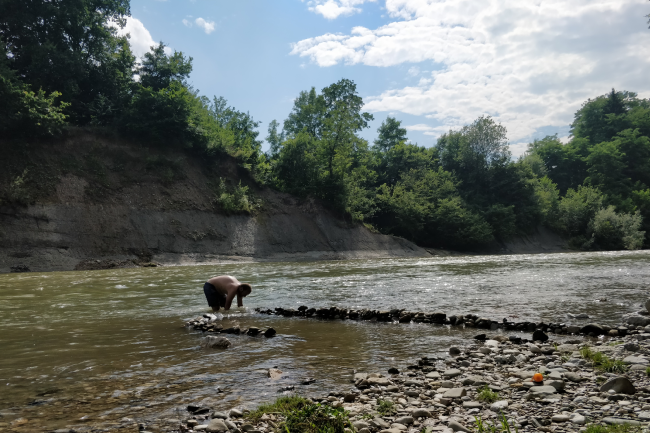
584;423;642;433
580;346;627;373
377;399;396;416
246;395;308;424
477;385;499;403
246;396;352;433
474;414;518;433
646;367;650;377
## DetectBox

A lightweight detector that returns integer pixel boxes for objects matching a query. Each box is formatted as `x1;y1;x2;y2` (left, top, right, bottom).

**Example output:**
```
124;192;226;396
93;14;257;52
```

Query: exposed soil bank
0;132;570;274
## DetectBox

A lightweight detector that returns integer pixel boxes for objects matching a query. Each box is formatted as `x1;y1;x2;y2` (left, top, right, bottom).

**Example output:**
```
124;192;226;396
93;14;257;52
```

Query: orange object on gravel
533;373;544;383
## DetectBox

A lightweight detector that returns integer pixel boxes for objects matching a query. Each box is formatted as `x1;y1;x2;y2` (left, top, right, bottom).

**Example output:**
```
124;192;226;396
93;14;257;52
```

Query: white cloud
291;0;650;145
182;18;192;27
195;17;216;34
307;0;376;20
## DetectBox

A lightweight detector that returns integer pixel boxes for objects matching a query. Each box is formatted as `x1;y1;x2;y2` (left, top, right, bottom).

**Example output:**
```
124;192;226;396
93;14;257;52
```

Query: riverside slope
0;134;426;273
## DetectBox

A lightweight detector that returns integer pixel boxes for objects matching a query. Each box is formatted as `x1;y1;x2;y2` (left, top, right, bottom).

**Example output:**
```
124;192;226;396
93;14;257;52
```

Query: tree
139;42;193;91
0;0;135;124
571;89;636;144
374;116;408;151
266;119;284;157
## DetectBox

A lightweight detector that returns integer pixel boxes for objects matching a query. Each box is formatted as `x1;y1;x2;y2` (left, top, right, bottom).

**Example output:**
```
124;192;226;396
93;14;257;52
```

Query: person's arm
224;291;236;310
237;292;243;308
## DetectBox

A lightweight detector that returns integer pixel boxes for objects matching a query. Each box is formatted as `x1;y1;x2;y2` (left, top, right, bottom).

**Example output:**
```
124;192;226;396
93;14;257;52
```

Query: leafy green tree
0;0;135;124
557;185;604;237
266;120;284;157
375;116;408;151
588;206;645;250
139;42;193;91
571;89;638;145
0;44;68;137
272;132;320;197
283;87;325;138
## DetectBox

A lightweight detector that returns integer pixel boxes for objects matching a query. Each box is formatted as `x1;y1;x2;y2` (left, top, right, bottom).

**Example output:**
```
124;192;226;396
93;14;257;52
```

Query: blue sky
124;0;650;156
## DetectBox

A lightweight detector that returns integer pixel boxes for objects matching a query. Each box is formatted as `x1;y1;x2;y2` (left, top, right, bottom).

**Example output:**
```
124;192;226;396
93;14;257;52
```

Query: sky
123;0;650;156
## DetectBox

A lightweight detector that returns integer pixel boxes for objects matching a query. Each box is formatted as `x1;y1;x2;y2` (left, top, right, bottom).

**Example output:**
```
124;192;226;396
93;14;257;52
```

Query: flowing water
1;250;649;432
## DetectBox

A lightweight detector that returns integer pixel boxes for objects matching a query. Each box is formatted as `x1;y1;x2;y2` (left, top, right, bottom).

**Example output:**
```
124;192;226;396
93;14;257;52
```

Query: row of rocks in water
177;330;650;433
255;306;630;338
185;314;277;340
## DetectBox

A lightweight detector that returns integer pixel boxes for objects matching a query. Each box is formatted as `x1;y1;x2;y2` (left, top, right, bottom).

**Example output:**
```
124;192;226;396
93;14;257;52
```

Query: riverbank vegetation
1;0;648;251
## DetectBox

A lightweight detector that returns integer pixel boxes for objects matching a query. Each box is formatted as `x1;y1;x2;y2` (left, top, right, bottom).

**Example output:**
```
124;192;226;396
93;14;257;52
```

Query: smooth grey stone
394;416;414;425
527;385;557;396
390;423;407;431
448;420;471;432
225;420;238;430
565;372;585;382
372;418;391;429
490;400;508;411
354;373;368;381
206;419;229;432
569;414;586;425
637;411;650;421
623;356;649;365
212;412;228;419
412;409;432;418
546;379;565;391
353;421;370;430
600;376;636;395
461;375;487;386
229;409;243;418
443;369;462;378
441;380;455;388
426;372;441;379
463;401;482;408
443;388;466;398
551;414;569;423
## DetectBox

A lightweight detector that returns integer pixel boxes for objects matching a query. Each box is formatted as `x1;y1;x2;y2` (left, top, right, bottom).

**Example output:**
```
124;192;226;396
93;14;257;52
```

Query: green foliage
139;42;193;91
588;206;645;250
246;396;351;433
246;396;310;424
376;399;396;416
375;116;408;151
558;185;604;237
282;401;351;433
580;346;627;373
584;423;641;433
476;385;499;403
473;414;518;433
214;178;259;214
646;366;650;377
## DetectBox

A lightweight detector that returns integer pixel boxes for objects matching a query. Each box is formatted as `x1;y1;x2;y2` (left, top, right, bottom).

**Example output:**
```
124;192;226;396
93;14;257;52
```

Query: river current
1;251;649;431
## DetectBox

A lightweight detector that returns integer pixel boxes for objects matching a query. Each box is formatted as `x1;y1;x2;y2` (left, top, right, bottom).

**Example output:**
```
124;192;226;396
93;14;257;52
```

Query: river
1;250;649;432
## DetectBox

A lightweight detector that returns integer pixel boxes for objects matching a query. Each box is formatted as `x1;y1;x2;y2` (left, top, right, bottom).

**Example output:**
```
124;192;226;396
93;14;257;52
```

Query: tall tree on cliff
0;0;136;125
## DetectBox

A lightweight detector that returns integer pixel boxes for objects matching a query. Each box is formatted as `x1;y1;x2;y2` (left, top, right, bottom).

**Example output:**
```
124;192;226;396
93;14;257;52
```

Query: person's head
238;283;252;297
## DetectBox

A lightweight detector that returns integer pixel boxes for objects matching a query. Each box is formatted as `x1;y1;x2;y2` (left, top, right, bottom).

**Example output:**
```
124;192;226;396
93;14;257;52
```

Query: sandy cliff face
0;172;427;273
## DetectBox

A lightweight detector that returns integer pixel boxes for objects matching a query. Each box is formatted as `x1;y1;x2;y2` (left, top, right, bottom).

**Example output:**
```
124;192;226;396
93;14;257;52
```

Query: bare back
206;275;245;310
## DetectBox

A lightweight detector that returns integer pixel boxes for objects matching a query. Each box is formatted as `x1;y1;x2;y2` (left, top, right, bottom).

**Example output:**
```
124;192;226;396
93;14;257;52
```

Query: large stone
624;342;640;352
201;336;232;349
532;330;548;342
580;323;605;335
443;369;462;378
448;421;471;432
569;414;586;425
637;412;650;421
555;344;578;353
412;409;432;418
564;372;585;383
545;379;565;391
206;419;229;432
551;415;570;423
443;388;466;399
490;400;508;411
625;315;650;327
368;377;391;386
599;376;636;395
461;376;487;386
449;347;461;356
394;416;414;426
426;372;441;379
623;355;649;365
372;418;390;429
353;421;370;430
463;401;483;409
527;385;557;396
354;373;368;381
268;368;283;379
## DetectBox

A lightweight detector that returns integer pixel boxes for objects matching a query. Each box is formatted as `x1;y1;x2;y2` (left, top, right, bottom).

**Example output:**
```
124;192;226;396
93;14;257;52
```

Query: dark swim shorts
203;282;226;308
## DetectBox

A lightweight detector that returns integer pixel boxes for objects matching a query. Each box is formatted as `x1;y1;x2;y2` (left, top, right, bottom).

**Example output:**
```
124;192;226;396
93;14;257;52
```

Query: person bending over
203;275;252;311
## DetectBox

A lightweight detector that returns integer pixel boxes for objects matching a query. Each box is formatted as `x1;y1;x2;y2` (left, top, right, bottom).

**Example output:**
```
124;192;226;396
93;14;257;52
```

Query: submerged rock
201;336;232;349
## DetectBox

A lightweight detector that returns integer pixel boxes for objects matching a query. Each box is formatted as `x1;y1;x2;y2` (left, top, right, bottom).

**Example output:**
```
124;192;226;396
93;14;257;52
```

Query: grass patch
584;423;641;433
474;414;518;433
580;346;627;373
246;396;352;433
477;385;499;403
246;395;308;424
646;367;650;377
376;399;396;416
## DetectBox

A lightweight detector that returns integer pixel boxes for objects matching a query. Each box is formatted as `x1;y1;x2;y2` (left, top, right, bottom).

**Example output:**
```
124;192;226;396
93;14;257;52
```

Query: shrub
474;413;518;433
214;178;259;214
588;206;645;250
477;385;499;403
377;399;396;416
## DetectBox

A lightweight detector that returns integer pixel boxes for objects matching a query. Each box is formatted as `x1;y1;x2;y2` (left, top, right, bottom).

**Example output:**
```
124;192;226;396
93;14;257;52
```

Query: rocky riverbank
170;304;650;433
